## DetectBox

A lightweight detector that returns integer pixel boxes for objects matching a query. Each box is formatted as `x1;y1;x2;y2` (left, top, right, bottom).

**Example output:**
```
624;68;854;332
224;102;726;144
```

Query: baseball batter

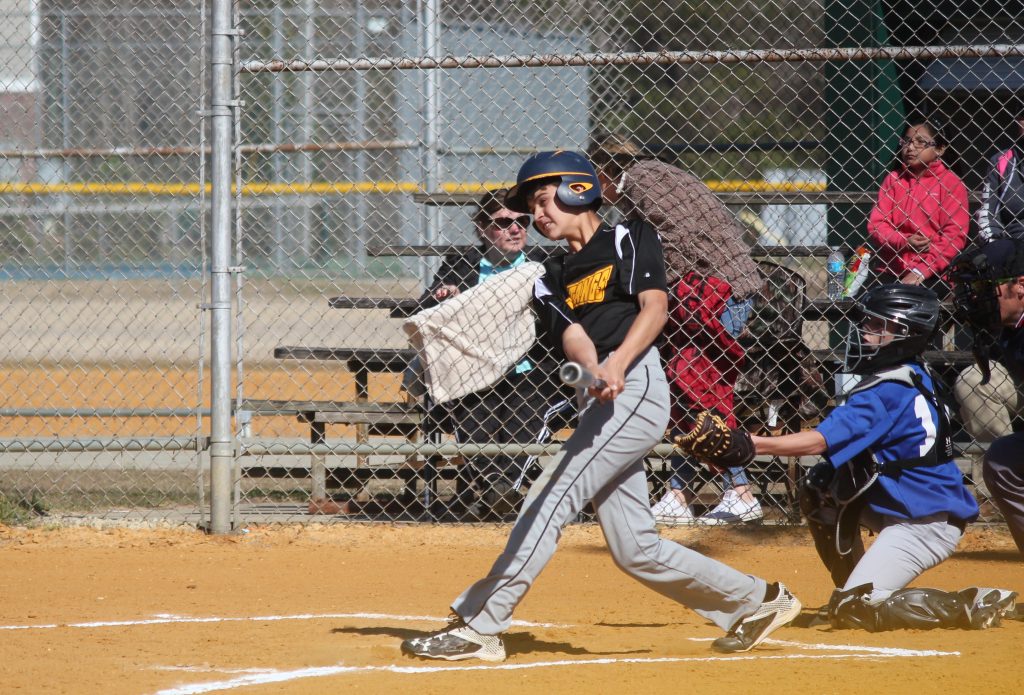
400;150;800;662
680;284;1018;630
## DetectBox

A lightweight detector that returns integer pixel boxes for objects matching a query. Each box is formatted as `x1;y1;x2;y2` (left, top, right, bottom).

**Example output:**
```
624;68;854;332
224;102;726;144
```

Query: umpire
948;239;1024;557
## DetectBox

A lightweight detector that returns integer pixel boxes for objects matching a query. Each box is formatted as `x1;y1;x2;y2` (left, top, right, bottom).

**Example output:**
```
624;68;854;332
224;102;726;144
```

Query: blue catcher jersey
816;362;979;522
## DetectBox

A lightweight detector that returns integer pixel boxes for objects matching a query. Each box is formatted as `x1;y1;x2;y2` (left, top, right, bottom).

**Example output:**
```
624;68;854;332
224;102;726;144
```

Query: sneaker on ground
699;489;763;525
400;613;507;662
712;582;801;653
651;490;697;526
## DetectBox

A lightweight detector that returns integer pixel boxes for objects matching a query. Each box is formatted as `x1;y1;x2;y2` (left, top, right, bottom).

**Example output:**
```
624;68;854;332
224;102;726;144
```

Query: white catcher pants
844;512;963;604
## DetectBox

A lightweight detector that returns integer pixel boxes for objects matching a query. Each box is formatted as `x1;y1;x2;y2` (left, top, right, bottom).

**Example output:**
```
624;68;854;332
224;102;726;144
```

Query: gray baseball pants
983;434;1024;557
451;347;766;635
844;512;963;603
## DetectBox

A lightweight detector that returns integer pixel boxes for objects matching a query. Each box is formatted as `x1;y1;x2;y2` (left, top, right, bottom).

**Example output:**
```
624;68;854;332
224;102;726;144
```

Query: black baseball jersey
534;219;668;360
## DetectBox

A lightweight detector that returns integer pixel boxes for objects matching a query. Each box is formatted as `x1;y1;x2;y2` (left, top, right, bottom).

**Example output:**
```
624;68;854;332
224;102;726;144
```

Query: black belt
948;517;967;533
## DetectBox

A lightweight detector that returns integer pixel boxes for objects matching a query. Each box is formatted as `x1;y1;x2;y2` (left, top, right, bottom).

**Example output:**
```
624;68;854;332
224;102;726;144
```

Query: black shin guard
829;585;1009;632
828;584;882;631
876;588;970;630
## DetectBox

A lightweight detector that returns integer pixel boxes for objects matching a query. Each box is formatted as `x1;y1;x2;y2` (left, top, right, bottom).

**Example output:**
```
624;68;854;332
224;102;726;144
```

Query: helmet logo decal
567;182;593;195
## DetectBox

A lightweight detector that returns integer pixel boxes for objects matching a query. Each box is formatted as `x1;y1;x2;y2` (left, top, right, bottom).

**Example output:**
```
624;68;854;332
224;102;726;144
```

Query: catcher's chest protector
845;364;955;471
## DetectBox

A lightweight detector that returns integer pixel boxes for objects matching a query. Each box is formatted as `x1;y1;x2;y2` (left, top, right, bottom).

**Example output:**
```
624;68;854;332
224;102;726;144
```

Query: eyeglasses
489;215;531;229
898;136;937;149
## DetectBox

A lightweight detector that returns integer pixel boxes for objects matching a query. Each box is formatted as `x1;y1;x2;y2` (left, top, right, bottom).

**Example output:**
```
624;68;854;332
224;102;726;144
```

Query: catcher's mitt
674;410;756;469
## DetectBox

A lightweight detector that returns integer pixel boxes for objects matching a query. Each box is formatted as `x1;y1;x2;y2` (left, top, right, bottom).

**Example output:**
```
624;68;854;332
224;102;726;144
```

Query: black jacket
979;140;1024;241
416;246;552;309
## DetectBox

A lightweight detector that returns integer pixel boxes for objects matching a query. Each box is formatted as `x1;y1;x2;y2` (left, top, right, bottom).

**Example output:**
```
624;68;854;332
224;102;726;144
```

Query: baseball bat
559;362;608;390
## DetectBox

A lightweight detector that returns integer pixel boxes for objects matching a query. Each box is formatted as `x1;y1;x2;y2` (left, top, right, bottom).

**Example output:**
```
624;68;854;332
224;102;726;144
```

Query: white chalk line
766;638;958;658
151;642;960;695
0;611;570;631
690;636;959;659
1;611;959;694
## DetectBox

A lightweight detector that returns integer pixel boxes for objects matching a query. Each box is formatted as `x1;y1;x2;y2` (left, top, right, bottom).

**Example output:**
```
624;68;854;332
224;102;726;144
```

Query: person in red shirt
867;120;969;293
660;271;762;525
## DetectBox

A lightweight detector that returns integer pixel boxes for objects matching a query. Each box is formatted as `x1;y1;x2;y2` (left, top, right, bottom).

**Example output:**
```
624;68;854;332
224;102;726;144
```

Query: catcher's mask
504;150;602;214
843;283;940;375
946;239;1024;384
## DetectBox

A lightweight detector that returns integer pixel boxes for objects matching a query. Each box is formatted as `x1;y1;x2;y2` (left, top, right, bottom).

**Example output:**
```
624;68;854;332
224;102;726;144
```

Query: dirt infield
1;524;1020;695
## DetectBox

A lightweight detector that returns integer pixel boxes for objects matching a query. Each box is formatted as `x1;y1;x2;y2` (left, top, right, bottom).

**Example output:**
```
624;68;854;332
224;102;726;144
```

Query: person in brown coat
588;133;762;299
588;133;764;524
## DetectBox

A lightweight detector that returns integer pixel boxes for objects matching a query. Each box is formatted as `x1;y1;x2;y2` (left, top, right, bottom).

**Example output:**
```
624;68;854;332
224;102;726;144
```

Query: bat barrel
559;362;586;386
559;362;607;390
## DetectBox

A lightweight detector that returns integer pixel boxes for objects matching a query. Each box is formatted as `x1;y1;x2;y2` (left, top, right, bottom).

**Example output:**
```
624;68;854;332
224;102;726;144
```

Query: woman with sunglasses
424;193;536;303
413;189;572;521
866;119;969;295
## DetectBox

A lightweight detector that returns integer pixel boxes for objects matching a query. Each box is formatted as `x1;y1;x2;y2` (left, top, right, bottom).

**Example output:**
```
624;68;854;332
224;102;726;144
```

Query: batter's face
478;207;529;256
527;183;580;245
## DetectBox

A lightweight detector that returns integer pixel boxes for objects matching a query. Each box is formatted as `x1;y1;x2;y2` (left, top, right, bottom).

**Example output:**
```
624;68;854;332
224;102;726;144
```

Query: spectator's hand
900;271;925;286
434;284;460;301
906;233;931;253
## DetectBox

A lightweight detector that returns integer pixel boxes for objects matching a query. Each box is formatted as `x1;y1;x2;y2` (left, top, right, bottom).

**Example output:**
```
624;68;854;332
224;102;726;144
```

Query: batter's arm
561;323;600;374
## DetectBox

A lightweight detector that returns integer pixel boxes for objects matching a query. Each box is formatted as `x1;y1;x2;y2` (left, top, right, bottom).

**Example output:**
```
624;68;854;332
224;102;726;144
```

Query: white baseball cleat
712;582;801;653
401;613;507;662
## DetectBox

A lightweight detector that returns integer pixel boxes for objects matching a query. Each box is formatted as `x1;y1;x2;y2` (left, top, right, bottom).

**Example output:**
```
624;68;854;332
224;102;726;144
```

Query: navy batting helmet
843;283;941;374
504;150;602;213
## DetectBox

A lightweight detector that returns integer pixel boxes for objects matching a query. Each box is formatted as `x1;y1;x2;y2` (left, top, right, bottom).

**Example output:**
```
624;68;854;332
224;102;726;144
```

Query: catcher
679;283;1018;631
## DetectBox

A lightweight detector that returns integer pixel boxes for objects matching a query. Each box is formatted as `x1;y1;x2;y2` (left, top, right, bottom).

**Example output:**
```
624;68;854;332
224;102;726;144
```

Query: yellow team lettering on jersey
566;265;613;309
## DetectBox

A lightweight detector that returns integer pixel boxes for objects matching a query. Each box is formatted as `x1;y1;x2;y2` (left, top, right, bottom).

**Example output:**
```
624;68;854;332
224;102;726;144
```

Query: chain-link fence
1;0;1022;528
0;1;210;524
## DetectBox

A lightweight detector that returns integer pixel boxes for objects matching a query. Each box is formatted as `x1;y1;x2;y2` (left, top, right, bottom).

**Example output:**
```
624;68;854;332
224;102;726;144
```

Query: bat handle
559;362;608;391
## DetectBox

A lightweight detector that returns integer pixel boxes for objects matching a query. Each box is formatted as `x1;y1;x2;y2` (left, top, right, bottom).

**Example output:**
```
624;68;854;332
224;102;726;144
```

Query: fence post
208;0;237;534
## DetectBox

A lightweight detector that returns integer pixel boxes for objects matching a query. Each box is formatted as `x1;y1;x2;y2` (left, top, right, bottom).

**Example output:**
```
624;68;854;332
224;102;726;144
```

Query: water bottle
826;247;845;300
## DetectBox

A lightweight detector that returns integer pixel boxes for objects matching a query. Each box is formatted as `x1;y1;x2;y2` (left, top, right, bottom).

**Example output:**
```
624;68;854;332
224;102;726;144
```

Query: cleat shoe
652;490;697;526
712;582;801;653
699;490;763;525
958;587;1018;629
401;613;507;662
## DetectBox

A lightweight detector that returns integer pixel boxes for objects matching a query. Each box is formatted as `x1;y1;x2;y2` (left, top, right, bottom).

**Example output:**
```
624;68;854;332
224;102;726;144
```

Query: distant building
0;0;39;182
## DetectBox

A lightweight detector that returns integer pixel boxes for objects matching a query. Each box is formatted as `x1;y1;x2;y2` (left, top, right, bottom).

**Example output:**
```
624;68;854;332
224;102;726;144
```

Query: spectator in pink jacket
867;120;969;291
